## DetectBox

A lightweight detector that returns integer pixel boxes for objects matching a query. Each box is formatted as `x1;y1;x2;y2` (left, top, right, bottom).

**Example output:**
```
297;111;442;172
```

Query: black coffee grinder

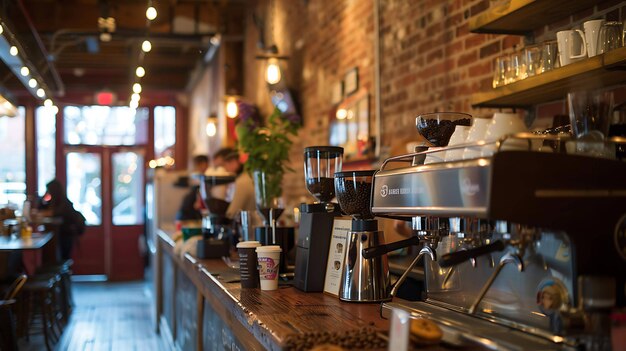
197;174;235;258
294;146;344;292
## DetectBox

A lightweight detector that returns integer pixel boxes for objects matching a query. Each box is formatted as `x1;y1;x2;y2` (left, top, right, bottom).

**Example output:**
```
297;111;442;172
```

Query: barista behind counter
212;148;257;220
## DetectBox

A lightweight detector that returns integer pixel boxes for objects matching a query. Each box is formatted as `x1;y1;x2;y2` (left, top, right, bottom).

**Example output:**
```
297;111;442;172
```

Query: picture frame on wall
344;67;358;96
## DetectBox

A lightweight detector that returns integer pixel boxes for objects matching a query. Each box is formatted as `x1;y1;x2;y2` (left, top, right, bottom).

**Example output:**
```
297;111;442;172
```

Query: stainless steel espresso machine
371;139;626;350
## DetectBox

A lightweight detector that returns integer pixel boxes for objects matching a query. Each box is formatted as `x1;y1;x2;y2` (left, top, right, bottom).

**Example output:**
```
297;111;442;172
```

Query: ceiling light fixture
225;98;238;118
206;118;217;137
135;66;145;77
141;40;152;52
265;58;281;85
146;6;157;21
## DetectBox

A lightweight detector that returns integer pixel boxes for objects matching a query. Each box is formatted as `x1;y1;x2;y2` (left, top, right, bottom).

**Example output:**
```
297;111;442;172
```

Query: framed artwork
329;92;372;161
344;67;358;96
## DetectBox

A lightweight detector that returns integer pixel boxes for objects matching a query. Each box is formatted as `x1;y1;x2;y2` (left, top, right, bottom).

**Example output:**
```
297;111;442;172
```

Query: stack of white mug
557;19;624;66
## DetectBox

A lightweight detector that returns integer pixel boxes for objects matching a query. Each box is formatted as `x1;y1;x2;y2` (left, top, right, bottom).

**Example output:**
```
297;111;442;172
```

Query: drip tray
381;301;575;350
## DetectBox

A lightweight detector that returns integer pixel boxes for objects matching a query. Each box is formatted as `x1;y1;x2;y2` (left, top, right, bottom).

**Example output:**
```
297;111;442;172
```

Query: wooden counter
155;229;391;351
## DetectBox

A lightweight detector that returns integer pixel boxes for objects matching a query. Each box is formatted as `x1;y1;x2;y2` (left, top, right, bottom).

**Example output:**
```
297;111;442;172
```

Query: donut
409;318;443;343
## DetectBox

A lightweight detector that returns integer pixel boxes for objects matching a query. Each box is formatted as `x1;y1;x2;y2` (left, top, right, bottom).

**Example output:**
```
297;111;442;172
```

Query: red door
65;146;146;280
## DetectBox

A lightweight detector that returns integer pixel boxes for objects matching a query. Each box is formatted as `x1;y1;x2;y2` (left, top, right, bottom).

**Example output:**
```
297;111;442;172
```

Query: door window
64;106;148;146
0;107;26;210
112;151;144;226
66;152;102;225
36;106;57;195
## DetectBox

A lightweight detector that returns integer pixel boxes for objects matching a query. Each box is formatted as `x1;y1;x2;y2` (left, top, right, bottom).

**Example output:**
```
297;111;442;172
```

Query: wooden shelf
469;0;600;35
472;47;626;108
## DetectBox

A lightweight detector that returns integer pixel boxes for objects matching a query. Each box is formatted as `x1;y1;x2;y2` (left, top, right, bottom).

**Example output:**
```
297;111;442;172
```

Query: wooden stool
21;277;60;351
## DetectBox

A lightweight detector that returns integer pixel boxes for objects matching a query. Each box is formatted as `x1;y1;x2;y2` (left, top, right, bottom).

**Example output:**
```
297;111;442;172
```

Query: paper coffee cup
236;241;262;288
255;245;282;291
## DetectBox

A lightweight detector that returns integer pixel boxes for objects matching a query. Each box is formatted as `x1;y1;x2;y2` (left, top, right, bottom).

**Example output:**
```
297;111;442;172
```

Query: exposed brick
427;48;444;62
502;35;522;50
536;101;566;121
445;40;464;56
468;61;492;78
456;23;469;37
457;51;478;67
465;34;486;49
470;0;489;16
479;41;501;58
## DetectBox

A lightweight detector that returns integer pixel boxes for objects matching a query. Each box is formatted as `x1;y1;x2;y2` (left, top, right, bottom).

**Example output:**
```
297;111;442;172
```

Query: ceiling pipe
17;0;66;97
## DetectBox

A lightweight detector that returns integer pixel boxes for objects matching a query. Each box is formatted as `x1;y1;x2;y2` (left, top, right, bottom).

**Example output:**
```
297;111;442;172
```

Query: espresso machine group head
294;146;344;292
335;170;391;303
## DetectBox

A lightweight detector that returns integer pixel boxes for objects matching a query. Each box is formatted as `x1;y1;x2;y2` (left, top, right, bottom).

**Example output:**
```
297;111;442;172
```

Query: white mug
556;29;587;66
462;117;491;160
583;19;605;57
481;113;528;157
444;125;471;162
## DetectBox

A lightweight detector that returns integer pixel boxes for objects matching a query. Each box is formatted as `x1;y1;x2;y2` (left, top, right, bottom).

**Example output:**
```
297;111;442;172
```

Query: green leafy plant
235;103;301;204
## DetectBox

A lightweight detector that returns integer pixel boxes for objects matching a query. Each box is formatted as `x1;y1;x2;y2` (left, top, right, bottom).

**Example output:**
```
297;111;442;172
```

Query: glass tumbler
598;21;624;54
524;45;541;77
539;40;558;73
493;55;510;88
567;90;614;140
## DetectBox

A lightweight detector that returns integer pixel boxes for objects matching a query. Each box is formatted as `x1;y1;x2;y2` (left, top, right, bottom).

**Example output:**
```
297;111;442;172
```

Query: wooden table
0;233;53;251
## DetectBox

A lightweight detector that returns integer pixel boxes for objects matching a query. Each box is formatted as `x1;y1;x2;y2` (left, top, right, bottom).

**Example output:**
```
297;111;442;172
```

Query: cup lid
255;245;282;253
236;241;261;248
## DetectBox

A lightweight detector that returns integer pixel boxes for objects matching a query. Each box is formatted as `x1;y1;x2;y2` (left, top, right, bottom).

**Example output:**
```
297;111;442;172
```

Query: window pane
112;151;144;225
64;106;148;146
67;152;102;225
154;106;176;157
0;107;26;210
36;107;56;196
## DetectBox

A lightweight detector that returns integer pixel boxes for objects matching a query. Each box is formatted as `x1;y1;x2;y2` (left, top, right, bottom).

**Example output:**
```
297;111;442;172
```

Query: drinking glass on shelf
598;21;624;54
524;44;541;77
492;55;510;88
539;40;558;73
508;50;527;83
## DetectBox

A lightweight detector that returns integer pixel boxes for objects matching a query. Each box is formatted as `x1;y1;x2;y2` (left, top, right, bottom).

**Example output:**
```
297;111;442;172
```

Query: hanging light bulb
9;46;18;56
146;6;157;20
131;93;141;102
44;99;53;108
336;108;348;120
225;98;238;118
36;88;45;98
141;40;152;53
265;58;281;85
28;78;38;88
133;83;142;94
206;119;217;137
20;66;30;76
135;66;145;77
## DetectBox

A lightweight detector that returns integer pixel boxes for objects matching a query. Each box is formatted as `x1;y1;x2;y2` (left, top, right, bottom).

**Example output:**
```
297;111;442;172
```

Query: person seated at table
39;179;86;260
176;155;209;221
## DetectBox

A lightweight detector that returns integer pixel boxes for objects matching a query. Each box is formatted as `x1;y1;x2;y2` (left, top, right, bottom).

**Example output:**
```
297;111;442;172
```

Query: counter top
157;229;474;350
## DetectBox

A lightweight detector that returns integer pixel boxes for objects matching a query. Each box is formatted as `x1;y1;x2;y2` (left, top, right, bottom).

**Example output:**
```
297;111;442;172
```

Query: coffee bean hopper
197;174;236;258
370;133;626;349
335;169;392;303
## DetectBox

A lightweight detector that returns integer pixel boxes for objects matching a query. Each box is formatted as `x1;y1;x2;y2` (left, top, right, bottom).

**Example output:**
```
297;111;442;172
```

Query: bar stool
0;274;27;351
20;276;61;351
36;259;74;321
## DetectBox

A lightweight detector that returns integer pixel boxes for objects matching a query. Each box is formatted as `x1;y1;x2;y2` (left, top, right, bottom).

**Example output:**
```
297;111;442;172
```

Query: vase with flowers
235;102;301;226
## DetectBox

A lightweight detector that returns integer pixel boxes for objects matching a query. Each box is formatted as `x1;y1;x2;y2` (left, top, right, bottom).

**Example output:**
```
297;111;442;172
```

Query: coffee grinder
294;146;344;292
197;174;235;258
335;170;390;302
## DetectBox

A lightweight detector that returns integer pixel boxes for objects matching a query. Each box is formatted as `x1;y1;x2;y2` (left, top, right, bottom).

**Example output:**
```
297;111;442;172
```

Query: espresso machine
197;174;235;258
294;146;343;292
335;170;391;303
370;135;626;350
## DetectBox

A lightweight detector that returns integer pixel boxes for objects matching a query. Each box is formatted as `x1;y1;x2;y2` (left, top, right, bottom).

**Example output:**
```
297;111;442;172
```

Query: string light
133;83;142;94
44;99;53;108
141;40;152;52
28;78;38;88
36;88;45;98
131;93;141;102
129;100;139;109
135;66;145;77
20;66;29;76
9;46;18;56
146;6;157;20
0;24;3;35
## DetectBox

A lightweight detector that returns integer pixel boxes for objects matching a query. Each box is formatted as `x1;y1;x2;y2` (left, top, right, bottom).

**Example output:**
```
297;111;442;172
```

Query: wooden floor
18;280;168;351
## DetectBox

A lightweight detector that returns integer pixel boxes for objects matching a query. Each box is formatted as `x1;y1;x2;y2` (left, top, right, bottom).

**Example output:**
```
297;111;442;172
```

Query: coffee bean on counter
283;327;387;350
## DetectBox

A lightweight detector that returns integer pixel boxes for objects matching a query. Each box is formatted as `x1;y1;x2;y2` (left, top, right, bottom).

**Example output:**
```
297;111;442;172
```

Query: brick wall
242;0;626;206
